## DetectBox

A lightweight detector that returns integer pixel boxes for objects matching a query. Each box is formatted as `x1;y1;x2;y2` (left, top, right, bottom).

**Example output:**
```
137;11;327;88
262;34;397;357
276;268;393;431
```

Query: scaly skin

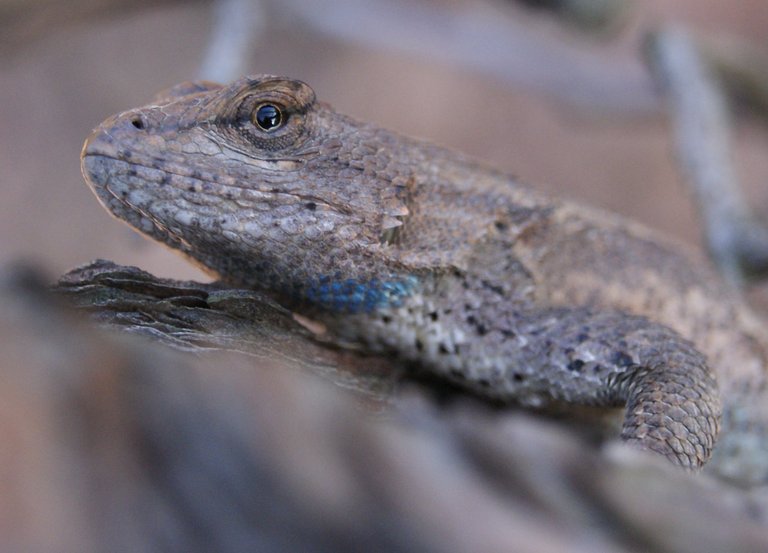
81;76;768;483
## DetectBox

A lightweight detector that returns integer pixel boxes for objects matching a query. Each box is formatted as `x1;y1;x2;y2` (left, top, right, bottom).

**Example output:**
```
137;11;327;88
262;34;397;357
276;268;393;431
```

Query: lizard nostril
130;116;146;130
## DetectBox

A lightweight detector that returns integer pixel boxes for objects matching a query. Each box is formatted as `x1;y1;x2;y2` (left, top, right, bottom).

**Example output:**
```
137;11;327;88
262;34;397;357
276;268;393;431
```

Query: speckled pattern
81;76;768;483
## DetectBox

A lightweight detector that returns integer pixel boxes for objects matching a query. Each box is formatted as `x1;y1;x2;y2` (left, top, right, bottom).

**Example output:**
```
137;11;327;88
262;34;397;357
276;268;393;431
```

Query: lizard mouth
81;153;191;251
83;150;344;215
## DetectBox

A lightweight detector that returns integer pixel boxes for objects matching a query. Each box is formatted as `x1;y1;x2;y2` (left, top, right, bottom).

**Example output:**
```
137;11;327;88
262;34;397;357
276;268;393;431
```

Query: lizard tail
510;306;723;470
616;346;721;469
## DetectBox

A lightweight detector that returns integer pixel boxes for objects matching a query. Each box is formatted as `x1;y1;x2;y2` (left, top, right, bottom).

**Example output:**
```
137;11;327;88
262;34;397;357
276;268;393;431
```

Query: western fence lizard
80;76;768;484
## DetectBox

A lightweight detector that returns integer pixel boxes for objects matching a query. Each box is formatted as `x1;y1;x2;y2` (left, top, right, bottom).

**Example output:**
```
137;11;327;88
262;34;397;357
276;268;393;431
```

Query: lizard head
81;75;425;312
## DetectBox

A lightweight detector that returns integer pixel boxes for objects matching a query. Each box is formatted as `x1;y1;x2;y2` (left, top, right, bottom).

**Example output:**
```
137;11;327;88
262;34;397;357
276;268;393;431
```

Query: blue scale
304;274;418;313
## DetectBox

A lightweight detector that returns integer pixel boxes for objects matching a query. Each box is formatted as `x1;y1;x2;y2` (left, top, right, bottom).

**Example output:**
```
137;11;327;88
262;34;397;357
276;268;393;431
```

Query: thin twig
198;0;263;82
648;27;768;283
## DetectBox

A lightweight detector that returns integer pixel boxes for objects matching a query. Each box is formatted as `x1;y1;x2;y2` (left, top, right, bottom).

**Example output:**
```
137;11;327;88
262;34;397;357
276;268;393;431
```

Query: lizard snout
81;109;149;162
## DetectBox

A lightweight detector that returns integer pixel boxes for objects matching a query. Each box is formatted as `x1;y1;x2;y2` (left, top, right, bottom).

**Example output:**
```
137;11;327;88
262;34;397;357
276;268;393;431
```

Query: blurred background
3;0;768;283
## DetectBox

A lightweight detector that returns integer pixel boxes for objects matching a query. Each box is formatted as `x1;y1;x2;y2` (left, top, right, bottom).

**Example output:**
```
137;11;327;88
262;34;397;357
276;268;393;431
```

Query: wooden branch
57;259;402;405
1;260;765;551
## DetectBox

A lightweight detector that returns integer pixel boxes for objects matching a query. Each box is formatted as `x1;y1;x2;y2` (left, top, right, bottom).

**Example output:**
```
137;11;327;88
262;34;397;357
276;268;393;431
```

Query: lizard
80;75;768;485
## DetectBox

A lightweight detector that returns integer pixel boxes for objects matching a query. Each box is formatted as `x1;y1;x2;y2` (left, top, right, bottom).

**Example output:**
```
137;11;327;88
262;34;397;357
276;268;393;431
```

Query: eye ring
252;103;283;132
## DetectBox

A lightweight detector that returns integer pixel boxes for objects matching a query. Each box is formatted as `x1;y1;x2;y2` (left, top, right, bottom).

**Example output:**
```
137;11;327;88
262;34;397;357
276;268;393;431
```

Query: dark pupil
255;104;282;131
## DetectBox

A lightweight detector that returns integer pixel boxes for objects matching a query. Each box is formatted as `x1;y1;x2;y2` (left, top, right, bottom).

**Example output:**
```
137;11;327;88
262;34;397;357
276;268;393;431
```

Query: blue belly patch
304;274;418;313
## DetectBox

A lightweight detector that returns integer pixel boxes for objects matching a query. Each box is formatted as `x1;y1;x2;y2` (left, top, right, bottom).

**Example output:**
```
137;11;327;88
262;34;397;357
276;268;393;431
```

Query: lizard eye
252;103;283;132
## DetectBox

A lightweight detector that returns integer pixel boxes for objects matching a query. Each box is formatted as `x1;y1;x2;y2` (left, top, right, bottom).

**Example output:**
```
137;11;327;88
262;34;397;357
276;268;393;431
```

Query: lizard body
81;76;768;483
